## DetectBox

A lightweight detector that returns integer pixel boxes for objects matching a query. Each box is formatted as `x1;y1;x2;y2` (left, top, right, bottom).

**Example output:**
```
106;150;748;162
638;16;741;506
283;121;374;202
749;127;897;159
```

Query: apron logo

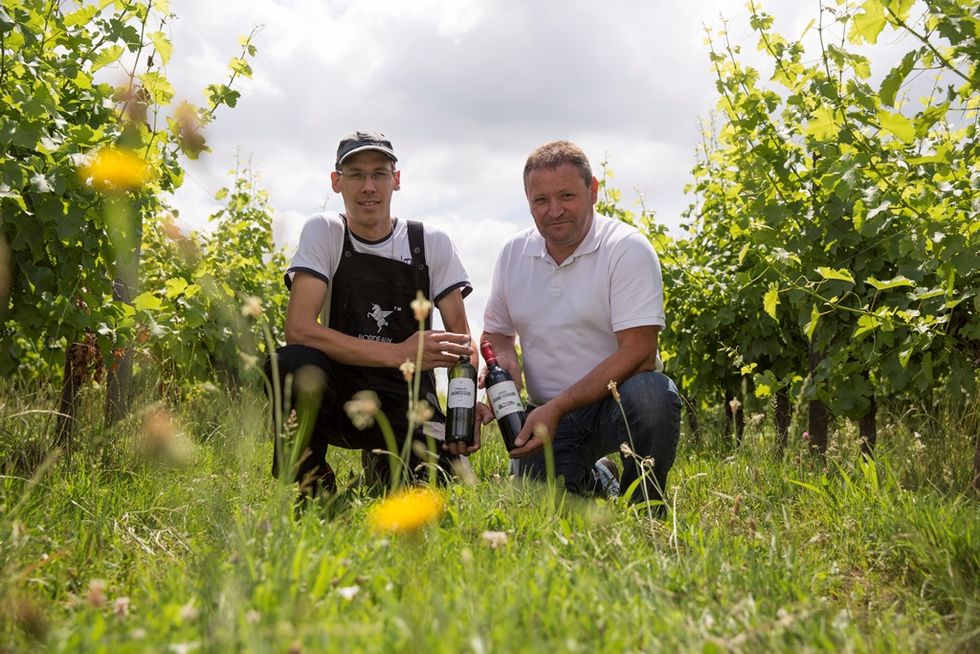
367;304;395;332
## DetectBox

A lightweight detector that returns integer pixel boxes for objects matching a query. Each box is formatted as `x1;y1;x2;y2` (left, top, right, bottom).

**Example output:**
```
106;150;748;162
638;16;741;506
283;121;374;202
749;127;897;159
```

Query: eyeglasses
338;170;394;186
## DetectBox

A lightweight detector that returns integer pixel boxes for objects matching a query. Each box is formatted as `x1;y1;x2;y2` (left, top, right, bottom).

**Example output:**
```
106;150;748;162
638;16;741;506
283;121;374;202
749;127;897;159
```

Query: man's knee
618;371;681;422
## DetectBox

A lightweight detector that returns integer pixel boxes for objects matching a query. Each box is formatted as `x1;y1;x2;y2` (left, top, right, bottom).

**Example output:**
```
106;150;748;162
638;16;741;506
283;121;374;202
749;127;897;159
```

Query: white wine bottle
446;355;476;445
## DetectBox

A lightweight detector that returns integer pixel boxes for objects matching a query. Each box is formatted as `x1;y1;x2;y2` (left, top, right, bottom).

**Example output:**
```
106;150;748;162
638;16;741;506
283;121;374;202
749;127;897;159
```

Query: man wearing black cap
266;131;486;496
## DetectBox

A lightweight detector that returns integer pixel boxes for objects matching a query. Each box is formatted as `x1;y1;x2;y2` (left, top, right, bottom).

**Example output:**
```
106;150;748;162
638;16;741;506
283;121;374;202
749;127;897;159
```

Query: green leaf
133;291;163;312
805;106;839;140
64;5;99;27
229;57;253;78
866;275;914;291
849;0;886;44
140;71;175;104
763;285;780;321
0;8;14;33
148;31;173;65
816;267;855;283
164;277;189;298
887;0;916;23
879;50;918;107
737;243;750;265
854;314;880;337
878;110;915;142
912;287;944;301
206;84;240;109
91;45;124;73
907;154;946;165
805;304;820;342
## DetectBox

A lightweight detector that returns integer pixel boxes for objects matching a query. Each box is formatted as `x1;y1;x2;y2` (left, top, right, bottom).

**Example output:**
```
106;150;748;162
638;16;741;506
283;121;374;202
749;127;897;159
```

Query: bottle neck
480;342;498;367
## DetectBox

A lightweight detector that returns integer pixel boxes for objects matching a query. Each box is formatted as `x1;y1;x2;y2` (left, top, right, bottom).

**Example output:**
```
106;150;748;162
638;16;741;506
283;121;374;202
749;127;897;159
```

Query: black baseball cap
335;131;397;168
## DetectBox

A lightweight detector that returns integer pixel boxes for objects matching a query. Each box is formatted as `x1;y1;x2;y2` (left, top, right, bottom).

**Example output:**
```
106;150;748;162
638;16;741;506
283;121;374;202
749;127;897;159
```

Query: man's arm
509;325;660;457
284;271;469;369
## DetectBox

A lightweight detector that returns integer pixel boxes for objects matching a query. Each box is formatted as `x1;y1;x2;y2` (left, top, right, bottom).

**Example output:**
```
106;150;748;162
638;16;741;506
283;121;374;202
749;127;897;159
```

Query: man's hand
442;402;493;456
477;350;523;394
509;401;562;458
401;330;472;370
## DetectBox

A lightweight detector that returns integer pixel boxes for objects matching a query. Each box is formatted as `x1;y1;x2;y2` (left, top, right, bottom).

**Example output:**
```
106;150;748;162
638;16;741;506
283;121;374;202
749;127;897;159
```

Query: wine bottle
446;355;476;445
479;341;526;451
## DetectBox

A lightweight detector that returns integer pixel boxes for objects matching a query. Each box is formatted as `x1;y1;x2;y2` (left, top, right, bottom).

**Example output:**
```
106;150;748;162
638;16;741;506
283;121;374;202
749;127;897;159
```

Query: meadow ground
1;385;978;653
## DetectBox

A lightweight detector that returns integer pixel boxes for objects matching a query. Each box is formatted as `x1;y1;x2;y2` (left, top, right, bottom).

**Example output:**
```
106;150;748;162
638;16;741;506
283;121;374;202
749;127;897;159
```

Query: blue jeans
517;371;681;505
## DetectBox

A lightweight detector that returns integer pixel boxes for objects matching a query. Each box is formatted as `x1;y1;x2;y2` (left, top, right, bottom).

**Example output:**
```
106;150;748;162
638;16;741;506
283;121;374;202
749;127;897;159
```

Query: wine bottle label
447;378;476;409
487;381;522;418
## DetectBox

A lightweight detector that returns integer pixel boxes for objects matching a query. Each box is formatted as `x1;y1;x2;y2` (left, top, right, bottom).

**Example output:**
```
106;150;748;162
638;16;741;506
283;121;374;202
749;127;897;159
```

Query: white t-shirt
483;212;665;406
288;212;472;322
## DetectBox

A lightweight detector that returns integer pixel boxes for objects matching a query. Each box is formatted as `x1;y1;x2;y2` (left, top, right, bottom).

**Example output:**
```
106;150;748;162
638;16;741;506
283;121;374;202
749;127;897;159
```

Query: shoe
592;456;621;499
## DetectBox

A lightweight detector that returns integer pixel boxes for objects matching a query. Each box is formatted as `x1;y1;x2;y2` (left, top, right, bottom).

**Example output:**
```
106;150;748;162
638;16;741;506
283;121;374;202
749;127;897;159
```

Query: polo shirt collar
522;212;601;264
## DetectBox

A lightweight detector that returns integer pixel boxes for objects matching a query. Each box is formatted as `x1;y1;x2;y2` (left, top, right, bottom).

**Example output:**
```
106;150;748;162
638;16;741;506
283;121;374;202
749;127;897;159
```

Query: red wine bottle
446;355;476;445
480;341;526;451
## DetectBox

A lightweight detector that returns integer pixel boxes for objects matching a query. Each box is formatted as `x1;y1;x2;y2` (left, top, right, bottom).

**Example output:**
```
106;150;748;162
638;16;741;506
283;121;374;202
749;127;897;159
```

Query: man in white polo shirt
481;140;681;507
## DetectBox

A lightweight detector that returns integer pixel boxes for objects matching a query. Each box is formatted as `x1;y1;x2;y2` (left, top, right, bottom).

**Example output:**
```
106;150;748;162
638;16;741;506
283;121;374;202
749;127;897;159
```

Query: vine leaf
849;0;887;45
816;267;855;283
148;31;172;65
806;106;839;140
866;275;914;291
91;45;124;72
878;110;915;143
879;50;918;107
763;285;780;321
805;305;820;342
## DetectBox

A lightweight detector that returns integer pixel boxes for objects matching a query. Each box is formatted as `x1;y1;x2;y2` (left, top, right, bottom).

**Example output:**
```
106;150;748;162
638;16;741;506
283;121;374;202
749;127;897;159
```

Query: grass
1;385;978;653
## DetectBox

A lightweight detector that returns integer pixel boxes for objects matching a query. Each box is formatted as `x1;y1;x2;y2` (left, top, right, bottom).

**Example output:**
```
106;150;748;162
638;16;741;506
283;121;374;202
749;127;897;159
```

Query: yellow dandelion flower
78;148;152;192
367;487;444;534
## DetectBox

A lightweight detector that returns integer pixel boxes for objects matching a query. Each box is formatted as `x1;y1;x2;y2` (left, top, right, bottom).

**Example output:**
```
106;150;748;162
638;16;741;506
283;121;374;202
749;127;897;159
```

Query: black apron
328;216;444;426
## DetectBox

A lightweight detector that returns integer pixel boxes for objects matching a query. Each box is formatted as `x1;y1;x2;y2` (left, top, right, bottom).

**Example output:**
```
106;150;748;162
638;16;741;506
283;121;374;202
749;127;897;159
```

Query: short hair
523;141;593;190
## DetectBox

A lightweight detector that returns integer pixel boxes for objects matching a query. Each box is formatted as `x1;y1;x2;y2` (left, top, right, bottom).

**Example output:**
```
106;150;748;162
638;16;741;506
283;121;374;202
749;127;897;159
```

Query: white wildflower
337;585;360;601
411;291;432;321
344;390;380;430
481;530;509;549
240;296;262;318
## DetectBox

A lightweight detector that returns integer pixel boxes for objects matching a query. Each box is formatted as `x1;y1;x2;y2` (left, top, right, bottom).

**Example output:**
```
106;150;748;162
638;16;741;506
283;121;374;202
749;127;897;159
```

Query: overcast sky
162;0;911;340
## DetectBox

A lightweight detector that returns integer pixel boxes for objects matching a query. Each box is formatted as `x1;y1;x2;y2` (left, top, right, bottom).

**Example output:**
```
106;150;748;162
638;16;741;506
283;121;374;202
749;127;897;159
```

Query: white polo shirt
483;212;665;406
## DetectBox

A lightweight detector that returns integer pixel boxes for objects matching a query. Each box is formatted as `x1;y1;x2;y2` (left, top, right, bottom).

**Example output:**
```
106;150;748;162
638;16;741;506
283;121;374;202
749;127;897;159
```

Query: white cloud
162;0;914;340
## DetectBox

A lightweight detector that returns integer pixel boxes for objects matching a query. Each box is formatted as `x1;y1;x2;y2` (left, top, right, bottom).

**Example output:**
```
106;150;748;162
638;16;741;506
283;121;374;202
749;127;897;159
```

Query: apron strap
407;219;426;269
406;220;429;301
339;214;355;258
